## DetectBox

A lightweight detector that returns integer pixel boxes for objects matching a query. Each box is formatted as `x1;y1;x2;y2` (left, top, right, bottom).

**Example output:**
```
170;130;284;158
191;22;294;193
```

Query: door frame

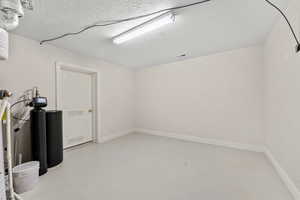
55;62;100;148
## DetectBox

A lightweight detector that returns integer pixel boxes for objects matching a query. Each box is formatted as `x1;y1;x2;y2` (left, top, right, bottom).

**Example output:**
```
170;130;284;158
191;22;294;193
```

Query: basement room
0;0;299;199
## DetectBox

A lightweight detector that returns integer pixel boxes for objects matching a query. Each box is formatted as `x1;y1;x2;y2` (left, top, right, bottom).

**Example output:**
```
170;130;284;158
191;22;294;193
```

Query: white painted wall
264;0;300;190
0;34;135;157
136;46;265;146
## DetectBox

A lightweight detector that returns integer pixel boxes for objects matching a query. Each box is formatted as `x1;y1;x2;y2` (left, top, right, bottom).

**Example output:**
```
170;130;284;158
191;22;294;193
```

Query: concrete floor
22;133;292;200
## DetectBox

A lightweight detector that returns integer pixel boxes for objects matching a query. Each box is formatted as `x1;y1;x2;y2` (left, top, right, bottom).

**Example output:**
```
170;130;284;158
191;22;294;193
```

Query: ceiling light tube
113;11;175;44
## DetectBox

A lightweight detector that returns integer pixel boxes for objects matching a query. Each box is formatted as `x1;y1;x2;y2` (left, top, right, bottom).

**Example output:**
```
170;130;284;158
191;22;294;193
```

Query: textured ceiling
14;0;288;67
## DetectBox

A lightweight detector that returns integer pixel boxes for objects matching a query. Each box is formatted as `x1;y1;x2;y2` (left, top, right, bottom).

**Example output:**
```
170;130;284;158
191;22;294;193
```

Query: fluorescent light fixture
113;11;175;44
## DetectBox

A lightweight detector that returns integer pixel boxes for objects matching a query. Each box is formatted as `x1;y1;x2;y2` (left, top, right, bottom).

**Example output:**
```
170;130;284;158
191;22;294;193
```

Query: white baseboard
264;148;300;200
99;129;134;143
135;129;265;152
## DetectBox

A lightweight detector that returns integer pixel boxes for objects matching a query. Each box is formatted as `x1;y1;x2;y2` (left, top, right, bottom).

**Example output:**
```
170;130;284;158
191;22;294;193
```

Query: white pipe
14;192;23;200
0;99;23;200
5;102;15;200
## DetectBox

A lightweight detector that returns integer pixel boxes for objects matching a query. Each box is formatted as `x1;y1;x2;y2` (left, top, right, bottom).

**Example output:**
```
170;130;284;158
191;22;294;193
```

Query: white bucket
13;161;40;194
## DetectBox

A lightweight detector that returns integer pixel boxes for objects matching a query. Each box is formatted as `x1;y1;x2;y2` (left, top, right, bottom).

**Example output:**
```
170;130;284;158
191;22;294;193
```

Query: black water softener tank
30;97;48;176
46;111;63;168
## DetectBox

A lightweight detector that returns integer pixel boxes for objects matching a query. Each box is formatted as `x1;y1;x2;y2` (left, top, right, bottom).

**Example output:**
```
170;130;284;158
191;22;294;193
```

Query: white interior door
60;69;94;148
